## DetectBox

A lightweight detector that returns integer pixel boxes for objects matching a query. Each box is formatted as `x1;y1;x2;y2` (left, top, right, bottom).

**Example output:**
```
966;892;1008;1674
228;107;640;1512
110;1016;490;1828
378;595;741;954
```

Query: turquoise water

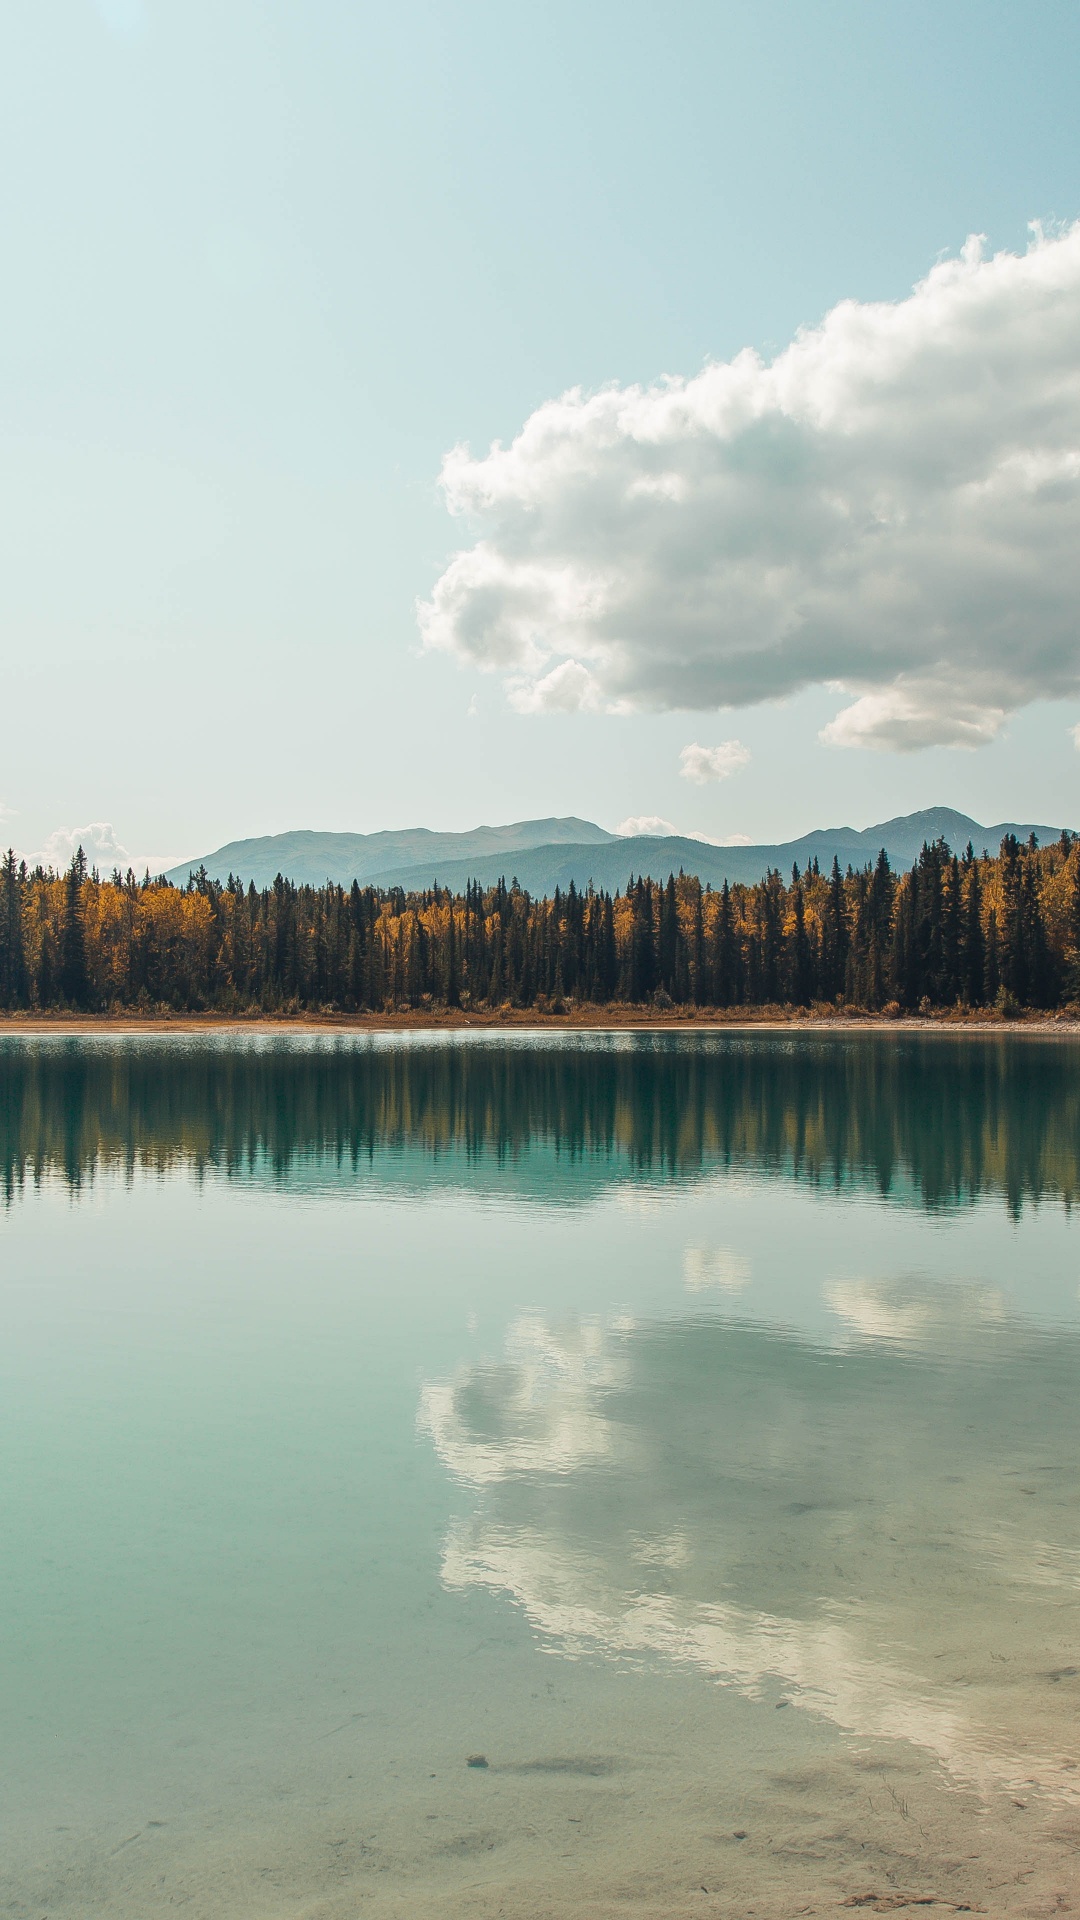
2;1031;1080;1917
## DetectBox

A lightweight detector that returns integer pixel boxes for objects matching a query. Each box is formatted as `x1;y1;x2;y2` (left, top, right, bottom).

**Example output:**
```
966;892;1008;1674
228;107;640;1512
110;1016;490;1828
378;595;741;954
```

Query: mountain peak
165;806;1073;896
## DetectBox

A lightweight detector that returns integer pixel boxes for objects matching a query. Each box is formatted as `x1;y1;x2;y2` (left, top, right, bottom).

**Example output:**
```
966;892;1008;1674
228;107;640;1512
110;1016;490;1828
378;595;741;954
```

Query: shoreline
2;1008;1079;1036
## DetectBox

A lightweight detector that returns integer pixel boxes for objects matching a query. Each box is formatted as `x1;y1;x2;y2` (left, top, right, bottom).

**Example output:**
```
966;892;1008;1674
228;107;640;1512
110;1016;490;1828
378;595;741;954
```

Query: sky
2;0;1079;870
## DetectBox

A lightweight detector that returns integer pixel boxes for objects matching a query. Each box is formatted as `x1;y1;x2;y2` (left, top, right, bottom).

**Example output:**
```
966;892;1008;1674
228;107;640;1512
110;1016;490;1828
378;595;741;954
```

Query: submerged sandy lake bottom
2;1030;1080;1917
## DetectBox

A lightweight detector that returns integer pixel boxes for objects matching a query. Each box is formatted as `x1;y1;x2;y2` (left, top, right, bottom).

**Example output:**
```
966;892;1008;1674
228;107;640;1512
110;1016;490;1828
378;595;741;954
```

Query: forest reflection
1;1030;1078;1213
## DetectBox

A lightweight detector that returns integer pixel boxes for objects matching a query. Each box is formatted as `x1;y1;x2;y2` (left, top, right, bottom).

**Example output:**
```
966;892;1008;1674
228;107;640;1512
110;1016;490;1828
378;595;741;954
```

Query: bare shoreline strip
2;1010;1079;1037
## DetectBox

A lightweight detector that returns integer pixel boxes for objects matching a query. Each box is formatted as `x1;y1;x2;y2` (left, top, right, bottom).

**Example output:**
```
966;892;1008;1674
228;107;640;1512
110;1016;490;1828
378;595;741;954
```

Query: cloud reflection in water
422;1296;1080;1809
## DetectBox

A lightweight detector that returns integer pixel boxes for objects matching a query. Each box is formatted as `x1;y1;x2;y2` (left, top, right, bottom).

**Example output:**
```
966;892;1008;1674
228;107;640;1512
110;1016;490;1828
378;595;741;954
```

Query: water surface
2;1031;1079;1917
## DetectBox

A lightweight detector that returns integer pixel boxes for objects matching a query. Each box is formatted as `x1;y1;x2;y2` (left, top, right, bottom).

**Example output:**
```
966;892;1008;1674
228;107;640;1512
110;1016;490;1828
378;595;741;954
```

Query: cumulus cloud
9;819;180;875
506;658;605;714
420;225;1080;750
679;739;751;783
39;822;129;869
617;814;677;837
615;815;725;844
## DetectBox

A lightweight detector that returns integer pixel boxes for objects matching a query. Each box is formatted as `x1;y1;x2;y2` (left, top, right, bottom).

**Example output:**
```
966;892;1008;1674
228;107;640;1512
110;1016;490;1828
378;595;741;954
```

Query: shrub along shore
2;830;1079;1017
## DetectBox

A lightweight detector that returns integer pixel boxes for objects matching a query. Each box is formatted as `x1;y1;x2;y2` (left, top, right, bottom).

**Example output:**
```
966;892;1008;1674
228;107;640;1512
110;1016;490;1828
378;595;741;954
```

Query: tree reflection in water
2;1029;1079;1214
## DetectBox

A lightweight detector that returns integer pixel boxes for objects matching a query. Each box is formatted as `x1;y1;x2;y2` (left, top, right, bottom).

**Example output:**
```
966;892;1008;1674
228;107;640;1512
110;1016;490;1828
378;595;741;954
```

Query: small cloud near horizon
16;822;180;876
616;815;750;846
40;822;128;868
617;814;677;837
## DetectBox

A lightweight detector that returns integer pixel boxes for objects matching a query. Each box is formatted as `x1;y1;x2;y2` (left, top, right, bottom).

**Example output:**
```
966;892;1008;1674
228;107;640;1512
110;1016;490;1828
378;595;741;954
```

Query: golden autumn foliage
1;829;1079;1013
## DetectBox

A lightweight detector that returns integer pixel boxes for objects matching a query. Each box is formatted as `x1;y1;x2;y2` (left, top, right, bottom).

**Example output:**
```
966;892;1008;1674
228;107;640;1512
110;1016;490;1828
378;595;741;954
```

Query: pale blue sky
2;1;1079;866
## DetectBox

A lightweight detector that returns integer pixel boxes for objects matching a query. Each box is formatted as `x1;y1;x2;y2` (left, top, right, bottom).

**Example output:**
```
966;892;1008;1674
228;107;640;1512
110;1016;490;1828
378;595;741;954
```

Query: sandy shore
2;1007;1078;1035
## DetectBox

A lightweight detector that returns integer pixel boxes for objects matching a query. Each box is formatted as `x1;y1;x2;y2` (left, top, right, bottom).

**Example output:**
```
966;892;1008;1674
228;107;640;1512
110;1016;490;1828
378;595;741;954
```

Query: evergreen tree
788;881;812;1006
445;897;461;1007
0;851;27;1008
890;872;916;1008
757;870;784;1003
962;859;985;1006
689;881;705;1005
1021;852;1054;1007
629;879;657;1001
998;835;1025;1001
658;875;678;995
985;907;1001;1002
713;881;739;1005
942;855;962;1003
59;848;90;1009
822;857;848;1000
1068;854;1080;1003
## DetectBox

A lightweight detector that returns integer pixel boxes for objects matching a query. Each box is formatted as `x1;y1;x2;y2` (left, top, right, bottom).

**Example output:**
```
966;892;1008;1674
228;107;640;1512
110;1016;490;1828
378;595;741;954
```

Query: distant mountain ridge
166;806;1073;898
165;817;617;890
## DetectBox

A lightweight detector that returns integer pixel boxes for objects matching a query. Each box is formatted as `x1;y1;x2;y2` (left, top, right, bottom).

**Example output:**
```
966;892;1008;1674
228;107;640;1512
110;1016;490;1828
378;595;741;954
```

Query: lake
2;1029;1079;1917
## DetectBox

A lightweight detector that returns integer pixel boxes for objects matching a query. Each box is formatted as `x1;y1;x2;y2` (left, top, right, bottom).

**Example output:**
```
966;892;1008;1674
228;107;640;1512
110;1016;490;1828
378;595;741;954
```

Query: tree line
2;831;1079;1014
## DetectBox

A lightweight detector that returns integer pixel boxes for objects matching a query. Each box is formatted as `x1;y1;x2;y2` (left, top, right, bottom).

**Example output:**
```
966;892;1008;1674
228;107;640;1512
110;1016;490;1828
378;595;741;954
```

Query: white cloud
679;739;751;784
39;822;129;869
617;815;677;837
420;225;1080;751
24;823;181;876
1071;722;1080;751
506;658;606;713
615;816;724;844
822;682;1007;751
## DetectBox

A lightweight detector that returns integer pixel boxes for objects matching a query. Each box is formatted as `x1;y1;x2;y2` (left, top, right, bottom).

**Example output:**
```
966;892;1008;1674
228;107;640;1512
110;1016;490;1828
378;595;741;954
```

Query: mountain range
164;807;1073;897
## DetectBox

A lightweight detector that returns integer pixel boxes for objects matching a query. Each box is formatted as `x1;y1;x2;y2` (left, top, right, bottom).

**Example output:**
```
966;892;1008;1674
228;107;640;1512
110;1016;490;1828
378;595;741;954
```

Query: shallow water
2;1030;1080;1918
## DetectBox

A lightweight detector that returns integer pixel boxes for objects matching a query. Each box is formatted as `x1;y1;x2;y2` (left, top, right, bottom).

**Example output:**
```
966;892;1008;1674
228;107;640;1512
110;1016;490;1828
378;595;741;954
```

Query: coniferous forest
2;832;1080;1016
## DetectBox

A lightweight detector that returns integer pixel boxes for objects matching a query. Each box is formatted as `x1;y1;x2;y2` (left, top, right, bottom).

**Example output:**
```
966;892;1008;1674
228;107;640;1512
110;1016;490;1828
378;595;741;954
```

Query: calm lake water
2;1030;1080;1918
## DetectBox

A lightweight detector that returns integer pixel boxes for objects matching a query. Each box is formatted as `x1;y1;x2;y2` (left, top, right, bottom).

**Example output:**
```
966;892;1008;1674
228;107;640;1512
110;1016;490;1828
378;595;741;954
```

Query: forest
1;830;1079;1015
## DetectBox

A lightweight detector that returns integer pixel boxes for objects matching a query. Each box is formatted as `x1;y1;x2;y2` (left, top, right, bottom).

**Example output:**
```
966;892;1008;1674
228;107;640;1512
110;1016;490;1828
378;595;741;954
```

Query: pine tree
962;859;985;1006
598;892;617;1002
823;857;848;1001
865;850;894;1009
59;848;90;1009
1068;853;1080;1003
788;881;812;1006
689;880;705;1005
998;835;1025;1001
1021;853;1054;1007
658;875;678;994
757;870;784;1003
713;881;738;1006
985;907;1001;1003
890;872;916;1008
942;855;962;1003
0;850;27;1008
630;879;657;1002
